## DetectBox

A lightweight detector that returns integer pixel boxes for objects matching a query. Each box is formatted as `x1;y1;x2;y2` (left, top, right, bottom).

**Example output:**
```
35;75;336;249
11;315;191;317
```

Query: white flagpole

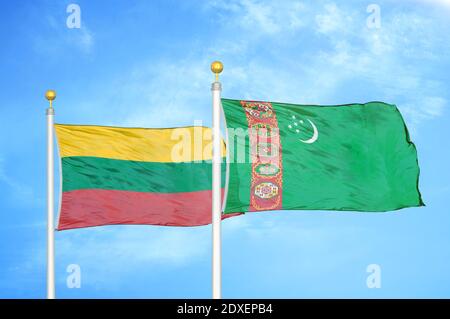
211;61;223;299
45;90;56;299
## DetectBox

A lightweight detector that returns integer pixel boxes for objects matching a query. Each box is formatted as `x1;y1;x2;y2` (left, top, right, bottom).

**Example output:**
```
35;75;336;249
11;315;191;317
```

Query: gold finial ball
45;90;57;101
211;61;223;74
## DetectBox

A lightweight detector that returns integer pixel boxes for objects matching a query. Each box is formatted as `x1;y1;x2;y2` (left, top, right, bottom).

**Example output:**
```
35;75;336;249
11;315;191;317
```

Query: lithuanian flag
55;124;233;230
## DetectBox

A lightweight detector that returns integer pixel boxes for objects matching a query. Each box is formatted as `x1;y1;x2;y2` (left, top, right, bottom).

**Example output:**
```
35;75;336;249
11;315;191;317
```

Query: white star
295;129;300;133
288;124;292;129
292;115;296;119
300;120;304;124
294;122;298;126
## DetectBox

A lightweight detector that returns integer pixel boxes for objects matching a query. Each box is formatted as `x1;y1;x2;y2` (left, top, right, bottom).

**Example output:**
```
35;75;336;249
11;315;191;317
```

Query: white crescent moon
300;119;318;144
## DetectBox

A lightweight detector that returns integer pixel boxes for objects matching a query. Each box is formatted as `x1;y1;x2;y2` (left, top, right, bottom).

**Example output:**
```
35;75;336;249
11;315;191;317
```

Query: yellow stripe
55;124;226;162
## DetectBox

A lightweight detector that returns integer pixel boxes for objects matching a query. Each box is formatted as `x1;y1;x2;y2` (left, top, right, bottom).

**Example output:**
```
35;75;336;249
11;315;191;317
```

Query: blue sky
1;0;450;298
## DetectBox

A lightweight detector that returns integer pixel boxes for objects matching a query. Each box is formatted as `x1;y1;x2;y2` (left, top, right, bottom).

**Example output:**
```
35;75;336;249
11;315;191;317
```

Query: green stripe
62;156;226;193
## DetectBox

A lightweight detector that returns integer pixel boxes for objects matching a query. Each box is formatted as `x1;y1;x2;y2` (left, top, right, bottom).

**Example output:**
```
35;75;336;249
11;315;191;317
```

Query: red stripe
57;189;240;230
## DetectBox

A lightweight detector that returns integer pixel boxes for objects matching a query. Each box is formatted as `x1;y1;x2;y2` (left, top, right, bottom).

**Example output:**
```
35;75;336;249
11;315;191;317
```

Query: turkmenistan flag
221;99;424;213
55;124;236;230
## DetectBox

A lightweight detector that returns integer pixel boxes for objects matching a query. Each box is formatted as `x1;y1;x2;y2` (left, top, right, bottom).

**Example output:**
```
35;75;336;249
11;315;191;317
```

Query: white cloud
75;27;94;53
58;56;216;129
53;216;248;288
424;97;447;117
57;227;210;268
402;96;447;127
0;156;41;207
418;0;450;8
205;0;306;36
121;59;212;127
103;1;445;135
200;1;447;127
309;3;447;131
33;14;94;56
315;3;352;35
